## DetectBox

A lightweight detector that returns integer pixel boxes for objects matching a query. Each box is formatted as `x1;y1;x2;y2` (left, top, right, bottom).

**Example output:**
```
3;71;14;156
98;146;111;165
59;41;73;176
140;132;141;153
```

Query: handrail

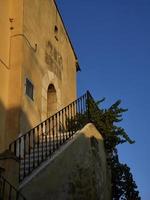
0;175;26;200
9;92;88;144
9;91;97;182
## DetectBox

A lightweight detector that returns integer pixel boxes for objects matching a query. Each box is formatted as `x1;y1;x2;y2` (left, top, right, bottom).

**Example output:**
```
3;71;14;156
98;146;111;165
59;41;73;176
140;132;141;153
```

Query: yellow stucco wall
21;0;77;130
0;0;77;152
0;0;11;152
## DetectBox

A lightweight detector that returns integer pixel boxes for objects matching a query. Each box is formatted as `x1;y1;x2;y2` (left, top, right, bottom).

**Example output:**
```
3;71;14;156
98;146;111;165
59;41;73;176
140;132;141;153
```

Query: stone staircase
19;131;74;181
0;91;101;200
9;91;98;184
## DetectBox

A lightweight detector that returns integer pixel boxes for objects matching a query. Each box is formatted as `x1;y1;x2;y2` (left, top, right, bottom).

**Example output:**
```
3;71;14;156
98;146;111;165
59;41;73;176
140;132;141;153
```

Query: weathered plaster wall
0;0;77;151
20;0;77;134
21;123;111;200
0;0;10;152
0;0;24;151
5;0;24;150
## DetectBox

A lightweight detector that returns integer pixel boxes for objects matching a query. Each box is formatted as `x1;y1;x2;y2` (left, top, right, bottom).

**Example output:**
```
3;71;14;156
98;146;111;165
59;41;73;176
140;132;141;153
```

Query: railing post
0;175;26;200
9;144;11;152
86;90;91;123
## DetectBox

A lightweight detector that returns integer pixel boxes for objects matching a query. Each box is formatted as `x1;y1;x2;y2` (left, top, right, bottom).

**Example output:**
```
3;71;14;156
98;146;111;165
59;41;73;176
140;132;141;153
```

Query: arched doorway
47;84;57;117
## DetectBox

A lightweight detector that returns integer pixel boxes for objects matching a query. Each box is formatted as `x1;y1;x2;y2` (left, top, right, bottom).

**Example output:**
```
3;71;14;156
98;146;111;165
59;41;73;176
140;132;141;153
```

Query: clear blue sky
57;1;150;199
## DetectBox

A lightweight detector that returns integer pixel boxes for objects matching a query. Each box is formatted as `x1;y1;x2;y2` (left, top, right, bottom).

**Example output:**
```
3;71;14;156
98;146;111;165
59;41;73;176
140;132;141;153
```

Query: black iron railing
9;91;98;182
0;175;26;200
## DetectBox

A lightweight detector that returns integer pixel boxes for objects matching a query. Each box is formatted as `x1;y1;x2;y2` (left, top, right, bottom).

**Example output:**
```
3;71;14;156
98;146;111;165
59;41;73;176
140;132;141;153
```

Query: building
0;0;79;153
0;1;111;199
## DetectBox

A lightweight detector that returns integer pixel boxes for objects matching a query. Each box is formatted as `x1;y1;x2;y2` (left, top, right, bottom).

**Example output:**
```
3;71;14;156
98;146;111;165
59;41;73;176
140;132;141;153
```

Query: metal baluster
72;102;75;132
78;98;81;115
32;129;35;169
75;100;78;130
19;138;21;183
56;113;59;149
45;121;48;158
84;94;86;113
85;93;88;112
73;102;75;134
74;100;78;129
83;94;86;113
62;109;65;143
80;97;83;114
81;96;83;114
23;135;26;180
16;191;19;200
66;106;68;138
73;101;76;119
0;176;26;200
64;107;67;141
2;178;5;199
9;144;11;152
86;91;90;122
28;132;31;174
8;184;12;200
70;103;73;137
48;118;51;156
18;138;21;160
58;111;61;146
37;126;40;165
76;99;79;130
82;95;85;125
67;105;71;138
41;123;44;162
52;116;55;152
14;141;17;156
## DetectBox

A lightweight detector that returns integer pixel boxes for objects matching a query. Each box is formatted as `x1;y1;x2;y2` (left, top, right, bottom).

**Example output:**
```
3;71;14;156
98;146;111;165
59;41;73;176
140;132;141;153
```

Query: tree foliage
66;94;141;199
88;97;141;199
111;150;140;200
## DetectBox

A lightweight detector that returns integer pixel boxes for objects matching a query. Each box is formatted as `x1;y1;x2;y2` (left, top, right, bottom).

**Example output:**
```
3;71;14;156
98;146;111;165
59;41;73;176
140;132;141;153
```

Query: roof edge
53;0;80;71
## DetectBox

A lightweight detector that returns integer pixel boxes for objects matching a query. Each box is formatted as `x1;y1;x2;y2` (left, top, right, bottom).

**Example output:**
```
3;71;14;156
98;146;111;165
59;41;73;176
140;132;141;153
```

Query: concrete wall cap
80;123;103;140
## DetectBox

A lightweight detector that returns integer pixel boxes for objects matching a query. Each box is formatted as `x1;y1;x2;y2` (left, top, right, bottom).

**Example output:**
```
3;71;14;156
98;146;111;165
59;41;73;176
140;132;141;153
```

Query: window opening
26;78;34;100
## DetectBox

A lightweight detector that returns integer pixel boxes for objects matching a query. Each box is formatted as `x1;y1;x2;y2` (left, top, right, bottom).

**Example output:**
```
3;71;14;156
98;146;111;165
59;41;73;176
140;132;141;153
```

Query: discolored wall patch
45;41;63;80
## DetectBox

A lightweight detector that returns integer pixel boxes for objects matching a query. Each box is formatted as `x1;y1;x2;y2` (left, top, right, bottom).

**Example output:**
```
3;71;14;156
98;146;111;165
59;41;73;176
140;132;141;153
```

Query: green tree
66;93;141;199
87;95;141;199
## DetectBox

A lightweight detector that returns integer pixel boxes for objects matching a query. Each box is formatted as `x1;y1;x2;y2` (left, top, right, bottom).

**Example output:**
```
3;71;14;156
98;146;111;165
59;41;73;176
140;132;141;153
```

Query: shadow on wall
20;124;111;200
0;100;32;152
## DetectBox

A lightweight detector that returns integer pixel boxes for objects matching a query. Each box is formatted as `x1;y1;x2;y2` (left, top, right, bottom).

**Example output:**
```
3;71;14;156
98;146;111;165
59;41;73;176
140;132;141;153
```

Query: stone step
20;150;55;163
20;145;60;167
20;157;51;179
25;143;60;156
21;136;71;160
19;131;76;181
20;156;49;171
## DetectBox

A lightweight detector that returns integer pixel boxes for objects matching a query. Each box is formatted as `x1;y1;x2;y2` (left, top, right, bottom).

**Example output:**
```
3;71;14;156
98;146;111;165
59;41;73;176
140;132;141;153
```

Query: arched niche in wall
41;71;61;121
47;84;57;117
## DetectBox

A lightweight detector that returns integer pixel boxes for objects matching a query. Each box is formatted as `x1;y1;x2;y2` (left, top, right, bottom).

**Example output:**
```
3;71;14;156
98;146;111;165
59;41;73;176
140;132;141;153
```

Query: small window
26;78;34;100
54;25;59;41
54;25;58;33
